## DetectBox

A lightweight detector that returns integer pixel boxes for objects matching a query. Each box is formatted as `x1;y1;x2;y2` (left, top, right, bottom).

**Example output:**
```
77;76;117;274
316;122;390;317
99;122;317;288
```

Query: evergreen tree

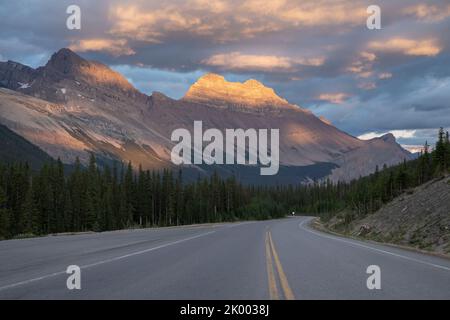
434;127;447;173
85;153;100;231
0;128;446;239
21;180;39;235
0;186;11;239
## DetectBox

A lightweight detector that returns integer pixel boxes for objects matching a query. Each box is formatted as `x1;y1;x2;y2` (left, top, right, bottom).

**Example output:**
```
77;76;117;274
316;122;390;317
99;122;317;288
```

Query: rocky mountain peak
0;60;37;90
197;73;226;83
44;48;135;92
45;48;86;75
243;79;265;88
380;133;396;143
183;73;290;108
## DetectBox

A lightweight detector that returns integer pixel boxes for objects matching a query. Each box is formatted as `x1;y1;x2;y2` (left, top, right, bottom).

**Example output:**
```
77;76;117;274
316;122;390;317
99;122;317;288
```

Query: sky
0;0;449;150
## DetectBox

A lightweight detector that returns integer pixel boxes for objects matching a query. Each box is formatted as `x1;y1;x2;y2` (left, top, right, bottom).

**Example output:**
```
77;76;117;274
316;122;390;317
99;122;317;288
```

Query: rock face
1;48;149;106
44;48;137;94
348;175;450;255
329;133;413;181
0;61;37;90
184;73;290;109
0;48;413;183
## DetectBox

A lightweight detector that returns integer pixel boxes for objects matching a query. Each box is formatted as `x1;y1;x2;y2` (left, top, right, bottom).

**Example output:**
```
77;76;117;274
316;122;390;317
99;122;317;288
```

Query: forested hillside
337;175;450;254
0;155;287;239
0;128;448;240
315;128;450;254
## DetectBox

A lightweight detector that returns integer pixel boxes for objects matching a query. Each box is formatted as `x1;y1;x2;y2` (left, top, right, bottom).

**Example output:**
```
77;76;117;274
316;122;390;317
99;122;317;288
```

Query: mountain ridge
0;48;413;183
43;48;137;93
183;73;291;109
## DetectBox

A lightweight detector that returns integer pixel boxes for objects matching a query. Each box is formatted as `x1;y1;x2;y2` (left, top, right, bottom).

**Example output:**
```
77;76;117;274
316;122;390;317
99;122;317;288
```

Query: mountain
0;48;413;183
329;133;414;181
0;123;55;170
183;73;290;108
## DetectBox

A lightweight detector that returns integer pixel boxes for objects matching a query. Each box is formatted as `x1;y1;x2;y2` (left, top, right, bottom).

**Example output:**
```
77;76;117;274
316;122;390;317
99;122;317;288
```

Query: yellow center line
265;231;280;300
268;231;296;300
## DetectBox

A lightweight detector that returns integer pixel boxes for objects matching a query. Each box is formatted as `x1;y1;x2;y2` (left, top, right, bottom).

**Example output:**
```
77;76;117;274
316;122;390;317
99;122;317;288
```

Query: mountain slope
0;48;413;183
0;123;55;170
343;175;450;255
330;133;414;181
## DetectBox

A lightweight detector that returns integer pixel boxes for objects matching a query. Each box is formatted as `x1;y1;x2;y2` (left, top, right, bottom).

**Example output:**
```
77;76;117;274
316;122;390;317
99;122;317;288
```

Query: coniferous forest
0;128;449;240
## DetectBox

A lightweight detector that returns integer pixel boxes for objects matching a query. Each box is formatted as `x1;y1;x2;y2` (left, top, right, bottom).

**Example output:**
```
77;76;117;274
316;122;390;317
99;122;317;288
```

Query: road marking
265;230;295;300
268;231;295;300
0;230;216;292
265;231;280;300
299;219;450;272
224;221;255;228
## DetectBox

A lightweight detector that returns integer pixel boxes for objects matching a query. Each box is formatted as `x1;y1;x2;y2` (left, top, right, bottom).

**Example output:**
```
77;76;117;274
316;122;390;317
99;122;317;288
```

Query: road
0;216;449;299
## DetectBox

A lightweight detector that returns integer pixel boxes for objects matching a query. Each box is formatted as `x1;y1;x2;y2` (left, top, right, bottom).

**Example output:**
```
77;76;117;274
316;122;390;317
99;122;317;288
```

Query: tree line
0;128;449;239
0;155;286;239
273;127;450;223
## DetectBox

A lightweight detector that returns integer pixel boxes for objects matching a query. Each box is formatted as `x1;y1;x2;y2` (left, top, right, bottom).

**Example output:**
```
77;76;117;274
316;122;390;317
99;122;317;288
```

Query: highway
0;216;449;299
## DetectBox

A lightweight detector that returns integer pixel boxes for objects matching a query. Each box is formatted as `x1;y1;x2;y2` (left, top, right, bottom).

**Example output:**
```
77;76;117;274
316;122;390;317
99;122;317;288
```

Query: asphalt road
0;216;449;299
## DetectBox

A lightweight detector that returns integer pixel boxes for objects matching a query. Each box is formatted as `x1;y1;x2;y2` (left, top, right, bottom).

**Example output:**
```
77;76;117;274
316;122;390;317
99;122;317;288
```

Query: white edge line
299;219;450;272
0;230;216;292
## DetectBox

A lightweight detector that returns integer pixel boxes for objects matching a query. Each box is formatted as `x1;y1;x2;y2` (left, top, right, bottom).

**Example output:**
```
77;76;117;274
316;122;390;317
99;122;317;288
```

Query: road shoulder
309;217;450;261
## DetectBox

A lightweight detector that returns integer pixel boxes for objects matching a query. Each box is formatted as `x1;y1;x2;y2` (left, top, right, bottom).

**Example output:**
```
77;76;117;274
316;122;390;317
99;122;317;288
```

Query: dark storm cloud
412;104;449;112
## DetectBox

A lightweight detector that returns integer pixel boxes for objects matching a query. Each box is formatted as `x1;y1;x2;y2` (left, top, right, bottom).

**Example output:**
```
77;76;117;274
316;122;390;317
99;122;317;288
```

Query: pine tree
101;165;114;230
22;179;40;235
85;153;100;231
445;131;450;172
68;157;84;231
136;165;146;227
54;159;66;232
0;186;11;239
434;127;447;173
123;162;135;227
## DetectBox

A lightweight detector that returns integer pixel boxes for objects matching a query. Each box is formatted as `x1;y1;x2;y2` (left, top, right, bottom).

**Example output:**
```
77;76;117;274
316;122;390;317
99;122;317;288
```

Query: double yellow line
265;230;295;300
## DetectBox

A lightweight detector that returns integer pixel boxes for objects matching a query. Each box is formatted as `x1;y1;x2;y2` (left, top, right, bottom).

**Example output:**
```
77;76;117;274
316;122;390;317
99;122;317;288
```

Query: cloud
412;104;448;112
358;130;417;141
109;4;209;42
347;52;376;78
202;52;324;72
403;3;450;23
360;51;376;62
317;93;350;104
378;72;393;79
271;0;367;27
346;53;392;89
239;0;286;15
69;39;135;56
368;38;442;57
0;0;449;146
321;76;450;140
111;64;205;99
107;0;371;43
402;145;425;153
357;82;376;90
190;0;229;14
